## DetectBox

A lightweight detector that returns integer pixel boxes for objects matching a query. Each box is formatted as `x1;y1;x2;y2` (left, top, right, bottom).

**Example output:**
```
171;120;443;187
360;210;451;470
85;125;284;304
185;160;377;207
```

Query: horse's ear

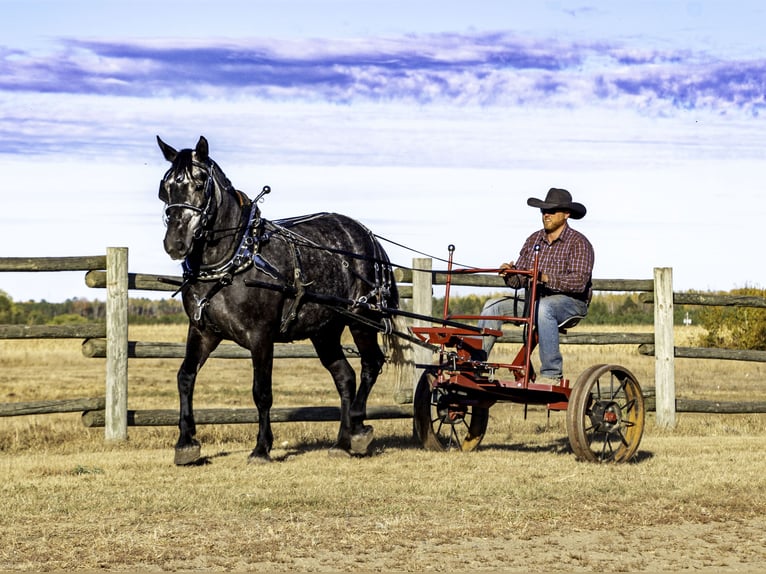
157;136;177;162
195;136;209;162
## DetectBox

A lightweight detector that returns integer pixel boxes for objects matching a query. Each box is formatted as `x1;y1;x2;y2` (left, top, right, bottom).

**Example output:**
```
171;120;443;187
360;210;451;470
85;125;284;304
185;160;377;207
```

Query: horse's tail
365;228;415;400
375;244;406;367
378;269;418;404
383;318;408;368
384;316;413;405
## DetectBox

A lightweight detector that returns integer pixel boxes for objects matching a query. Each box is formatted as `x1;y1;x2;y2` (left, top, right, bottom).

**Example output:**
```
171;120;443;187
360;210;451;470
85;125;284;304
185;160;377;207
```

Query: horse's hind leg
310;329;362;456
348;324;386;455
248;341;275;463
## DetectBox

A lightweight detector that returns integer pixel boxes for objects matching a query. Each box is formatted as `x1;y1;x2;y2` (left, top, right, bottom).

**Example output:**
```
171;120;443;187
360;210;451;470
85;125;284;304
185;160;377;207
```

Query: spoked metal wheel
413;370;490;452
566;364;645;463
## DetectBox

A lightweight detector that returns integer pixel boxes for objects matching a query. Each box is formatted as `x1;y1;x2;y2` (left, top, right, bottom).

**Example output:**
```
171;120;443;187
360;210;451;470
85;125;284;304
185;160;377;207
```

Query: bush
49;313;88;325
695;286;766;350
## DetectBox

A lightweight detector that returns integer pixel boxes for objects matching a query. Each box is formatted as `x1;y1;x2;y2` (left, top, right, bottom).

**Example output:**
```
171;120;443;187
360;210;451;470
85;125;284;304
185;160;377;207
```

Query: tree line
0;292;187;325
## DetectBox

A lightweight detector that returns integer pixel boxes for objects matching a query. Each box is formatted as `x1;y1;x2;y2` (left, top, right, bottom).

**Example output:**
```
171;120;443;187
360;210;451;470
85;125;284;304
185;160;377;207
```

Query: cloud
1;31;765;114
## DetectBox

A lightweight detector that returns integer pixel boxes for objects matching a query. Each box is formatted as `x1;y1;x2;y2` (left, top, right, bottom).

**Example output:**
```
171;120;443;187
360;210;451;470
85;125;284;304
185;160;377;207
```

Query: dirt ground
282;521;766;572
377;520;766;573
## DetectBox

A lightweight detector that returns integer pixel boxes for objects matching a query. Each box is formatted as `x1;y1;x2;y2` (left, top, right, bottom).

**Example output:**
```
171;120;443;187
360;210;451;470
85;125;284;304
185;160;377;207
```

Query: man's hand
498;262;515;276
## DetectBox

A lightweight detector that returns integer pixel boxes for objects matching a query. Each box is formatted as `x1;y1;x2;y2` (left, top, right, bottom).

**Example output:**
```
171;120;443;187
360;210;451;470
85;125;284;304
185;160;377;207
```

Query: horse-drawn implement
409;245;645;463
157;136;644;465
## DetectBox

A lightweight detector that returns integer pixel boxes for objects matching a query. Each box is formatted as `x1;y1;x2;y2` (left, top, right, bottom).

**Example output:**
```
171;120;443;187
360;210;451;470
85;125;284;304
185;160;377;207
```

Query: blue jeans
478;292;588;378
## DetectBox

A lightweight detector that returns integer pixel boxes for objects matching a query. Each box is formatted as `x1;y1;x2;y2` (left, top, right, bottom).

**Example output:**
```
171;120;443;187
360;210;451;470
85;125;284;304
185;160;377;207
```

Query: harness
181;199;278;283
161;162;394;332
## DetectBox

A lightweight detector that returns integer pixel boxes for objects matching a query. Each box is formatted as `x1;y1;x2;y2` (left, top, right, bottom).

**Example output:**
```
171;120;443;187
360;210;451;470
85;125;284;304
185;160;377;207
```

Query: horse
156;135;403;465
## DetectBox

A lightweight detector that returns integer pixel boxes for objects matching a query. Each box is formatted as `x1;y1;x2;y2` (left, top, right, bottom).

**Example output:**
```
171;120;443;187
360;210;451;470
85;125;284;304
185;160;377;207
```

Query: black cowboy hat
527;188;586;219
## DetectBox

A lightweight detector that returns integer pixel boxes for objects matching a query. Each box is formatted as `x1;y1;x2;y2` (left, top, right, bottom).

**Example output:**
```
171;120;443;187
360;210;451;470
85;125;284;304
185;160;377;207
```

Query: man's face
541;209;570;233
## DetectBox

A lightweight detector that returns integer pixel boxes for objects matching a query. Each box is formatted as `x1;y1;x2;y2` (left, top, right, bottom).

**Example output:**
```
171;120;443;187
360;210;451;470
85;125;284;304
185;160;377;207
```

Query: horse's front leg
175;325;221;465
248;342;275;463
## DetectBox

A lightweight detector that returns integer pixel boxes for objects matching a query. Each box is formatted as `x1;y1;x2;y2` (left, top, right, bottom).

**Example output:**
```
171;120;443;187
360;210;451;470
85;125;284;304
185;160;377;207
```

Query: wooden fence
2;248;766;442
0;249;413;440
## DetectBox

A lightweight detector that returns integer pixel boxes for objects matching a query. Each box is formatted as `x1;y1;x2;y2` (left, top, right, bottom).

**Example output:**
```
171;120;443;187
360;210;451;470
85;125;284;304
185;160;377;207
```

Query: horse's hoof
174;444;202;466
350;425;374;456
328;447;352;459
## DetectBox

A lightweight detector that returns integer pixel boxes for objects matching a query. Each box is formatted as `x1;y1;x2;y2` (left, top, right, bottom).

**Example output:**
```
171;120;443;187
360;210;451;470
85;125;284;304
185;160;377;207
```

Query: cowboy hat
527;188;586;219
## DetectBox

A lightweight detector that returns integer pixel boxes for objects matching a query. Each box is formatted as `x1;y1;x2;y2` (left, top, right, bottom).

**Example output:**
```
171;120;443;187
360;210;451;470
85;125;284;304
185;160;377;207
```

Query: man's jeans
478;292;588;378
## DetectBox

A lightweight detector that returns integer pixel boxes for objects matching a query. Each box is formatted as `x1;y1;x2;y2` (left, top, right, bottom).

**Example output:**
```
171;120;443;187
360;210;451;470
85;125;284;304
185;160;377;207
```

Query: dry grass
1;325;765;571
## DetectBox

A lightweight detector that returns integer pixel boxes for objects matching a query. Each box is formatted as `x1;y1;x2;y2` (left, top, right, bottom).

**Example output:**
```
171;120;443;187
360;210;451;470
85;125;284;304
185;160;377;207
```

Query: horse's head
157;135;220;260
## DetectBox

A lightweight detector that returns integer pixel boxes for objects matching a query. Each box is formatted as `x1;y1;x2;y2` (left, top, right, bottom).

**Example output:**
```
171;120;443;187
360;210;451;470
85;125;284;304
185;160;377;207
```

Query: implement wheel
413;370;489;452
566;364;645;463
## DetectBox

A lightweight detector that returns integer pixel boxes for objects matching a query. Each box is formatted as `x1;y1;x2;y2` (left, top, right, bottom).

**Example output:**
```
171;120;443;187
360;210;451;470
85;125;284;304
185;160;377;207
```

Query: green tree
0;290;18;323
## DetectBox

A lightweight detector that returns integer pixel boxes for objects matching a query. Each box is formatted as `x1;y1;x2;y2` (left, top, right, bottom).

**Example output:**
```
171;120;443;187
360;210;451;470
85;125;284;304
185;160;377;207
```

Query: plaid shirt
506;224;594;302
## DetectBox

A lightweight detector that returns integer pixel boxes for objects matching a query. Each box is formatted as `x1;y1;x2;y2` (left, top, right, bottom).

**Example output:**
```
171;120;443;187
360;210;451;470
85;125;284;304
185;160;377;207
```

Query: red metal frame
411;246;572;412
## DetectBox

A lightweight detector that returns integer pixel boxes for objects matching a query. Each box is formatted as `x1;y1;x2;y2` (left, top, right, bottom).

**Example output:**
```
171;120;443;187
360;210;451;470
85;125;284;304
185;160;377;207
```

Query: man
478;188;594;385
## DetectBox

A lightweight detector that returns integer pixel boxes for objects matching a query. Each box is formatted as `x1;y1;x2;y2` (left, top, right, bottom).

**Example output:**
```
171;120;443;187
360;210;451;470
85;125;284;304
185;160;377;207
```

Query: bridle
161;159;217;241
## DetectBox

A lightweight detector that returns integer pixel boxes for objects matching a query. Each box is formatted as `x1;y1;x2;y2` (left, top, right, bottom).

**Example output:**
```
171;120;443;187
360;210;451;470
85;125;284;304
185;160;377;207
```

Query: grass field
1;325;765;571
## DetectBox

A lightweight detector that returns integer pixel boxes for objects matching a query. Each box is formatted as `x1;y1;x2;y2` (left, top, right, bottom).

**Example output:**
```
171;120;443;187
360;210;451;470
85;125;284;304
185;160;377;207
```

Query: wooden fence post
653;267;676;428
412;257;433;369
105;247;129;441
394;258;433;403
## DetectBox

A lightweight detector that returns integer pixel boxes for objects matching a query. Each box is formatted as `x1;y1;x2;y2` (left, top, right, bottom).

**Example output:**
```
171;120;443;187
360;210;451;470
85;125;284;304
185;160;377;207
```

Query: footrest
558;315;585;334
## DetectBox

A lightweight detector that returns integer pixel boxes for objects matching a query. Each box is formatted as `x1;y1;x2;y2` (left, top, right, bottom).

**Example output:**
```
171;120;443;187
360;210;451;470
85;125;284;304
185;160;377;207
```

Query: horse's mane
170;149;234;192
208;159;234;194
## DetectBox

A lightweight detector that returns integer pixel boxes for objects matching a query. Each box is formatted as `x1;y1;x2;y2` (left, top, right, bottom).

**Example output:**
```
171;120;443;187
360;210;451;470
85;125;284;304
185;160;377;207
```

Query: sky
1;0;766;302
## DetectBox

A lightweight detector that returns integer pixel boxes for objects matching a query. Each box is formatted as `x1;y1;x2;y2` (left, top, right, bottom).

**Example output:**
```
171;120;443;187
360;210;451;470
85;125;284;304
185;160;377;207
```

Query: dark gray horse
157;136;402;465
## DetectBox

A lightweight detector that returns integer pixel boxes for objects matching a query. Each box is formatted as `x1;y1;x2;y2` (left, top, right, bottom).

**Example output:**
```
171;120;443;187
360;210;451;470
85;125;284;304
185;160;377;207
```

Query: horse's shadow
182;433;653;465
277;431;423;460
181;431;423;465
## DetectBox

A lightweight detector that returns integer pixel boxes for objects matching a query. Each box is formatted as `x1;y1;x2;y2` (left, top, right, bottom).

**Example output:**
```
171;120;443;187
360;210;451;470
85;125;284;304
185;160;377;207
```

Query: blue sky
2;1;766;302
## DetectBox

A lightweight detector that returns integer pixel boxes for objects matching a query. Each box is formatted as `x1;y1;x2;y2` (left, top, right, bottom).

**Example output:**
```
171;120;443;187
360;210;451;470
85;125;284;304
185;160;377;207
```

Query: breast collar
182;199;281;284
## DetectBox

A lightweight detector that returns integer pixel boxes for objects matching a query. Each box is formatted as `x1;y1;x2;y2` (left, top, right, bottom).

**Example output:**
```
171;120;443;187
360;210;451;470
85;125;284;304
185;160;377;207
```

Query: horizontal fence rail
81;404;413;427
393;267;655;291
85;270;176;292
0;397;106;417
640;292;766;307
81;339;360;360
639;345;766;362
0;256;106;272
0;324;106;339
